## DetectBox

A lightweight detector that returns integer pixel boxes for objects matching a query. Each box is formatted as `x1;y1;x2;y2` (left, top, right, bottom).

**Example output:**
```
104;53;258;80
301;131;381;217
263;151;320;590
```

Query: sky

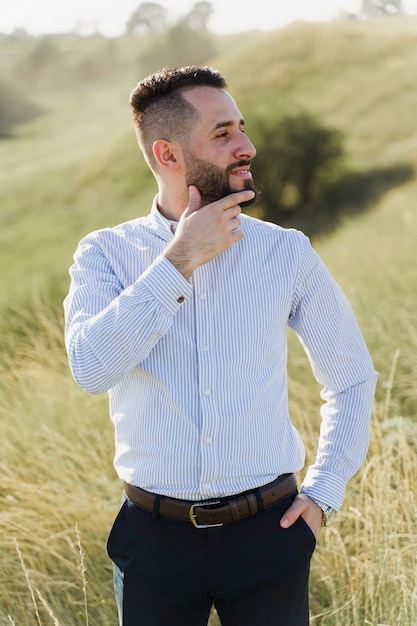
2;0;416;37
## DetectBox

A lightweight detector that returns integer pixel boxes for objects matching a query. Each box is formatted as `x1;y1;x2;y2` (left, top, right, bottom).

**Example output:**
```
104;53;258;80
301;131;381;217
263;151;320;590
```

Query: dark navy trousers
107;490;316;626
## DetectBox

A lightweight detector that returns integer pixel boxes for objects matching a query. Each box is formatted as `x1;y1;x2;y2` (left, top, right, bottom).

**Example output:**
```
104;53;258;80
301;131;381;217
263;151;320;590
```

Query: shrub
0;77;43;137
250;113;345;228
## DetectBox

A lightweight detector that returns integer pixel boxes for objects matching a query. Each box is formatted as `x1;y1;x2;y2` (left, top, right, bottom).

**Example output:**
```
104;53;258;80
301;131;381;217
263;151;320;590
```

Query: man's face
181;87;258;207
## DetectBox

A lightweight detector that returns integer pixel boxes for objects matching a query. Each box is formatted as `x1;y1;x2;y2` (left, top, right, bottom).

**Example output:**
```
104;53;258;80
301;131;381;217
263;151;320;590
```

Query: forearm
65;256;192;393
300;374;377;511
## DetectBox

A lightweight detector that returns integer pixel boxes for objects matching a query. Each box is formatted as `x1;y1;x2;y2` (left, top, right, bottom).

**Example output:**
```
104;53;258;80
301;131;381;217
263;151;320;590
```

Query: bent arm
289;235;378;510
64;237;192;394
300;377;377;510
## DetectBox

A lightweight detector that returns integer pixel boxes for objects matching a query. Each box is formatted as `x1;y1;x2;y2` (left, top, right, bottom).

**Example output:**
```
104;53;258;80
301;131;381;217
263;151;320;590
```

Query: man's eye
217;131;229;138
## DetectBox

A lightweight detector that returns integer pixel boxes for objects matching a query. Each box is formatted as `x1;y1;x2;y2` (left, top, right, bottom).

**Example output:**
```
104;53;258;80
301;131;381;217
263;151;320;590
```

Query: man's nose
235;134;256;160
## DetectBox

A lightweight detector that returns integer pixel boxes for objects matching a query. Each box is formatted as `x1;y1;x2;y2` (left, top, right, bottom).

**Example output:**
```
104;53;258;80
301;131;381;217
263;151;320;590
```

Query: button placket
193;268;218;495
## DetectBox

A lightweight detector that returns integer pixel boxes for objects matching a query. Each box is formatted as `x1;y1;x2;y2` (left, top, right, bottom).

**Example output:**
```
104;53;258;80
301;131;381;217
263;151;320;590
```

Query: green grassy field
1;17;417;625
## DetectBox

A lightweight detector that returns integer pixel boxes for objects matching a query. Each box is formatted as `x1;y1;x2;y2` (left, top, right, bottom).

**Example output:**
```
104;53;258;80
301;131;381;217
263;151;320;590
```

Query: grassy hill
1;16;417;625
1;18;417;306
1;17;417;308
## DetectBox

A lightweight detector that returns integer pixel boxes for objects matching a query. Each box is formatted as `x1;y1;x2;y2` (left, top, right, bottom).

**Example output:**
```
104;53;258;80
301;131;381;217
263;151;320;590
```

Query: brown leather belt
124;473;297;528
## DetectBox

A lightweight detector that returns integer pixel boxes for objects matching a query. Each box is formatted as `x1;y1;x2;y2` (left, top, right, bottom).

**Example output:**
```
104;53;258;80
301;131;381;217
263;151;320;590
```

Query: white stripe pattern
64;197;377;510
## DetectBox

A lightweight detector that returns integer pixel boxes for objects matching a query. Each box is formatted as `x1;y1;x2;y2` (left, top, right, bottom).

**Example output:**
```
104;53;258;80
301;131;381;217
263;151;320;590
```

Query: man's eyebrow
211;118;245;132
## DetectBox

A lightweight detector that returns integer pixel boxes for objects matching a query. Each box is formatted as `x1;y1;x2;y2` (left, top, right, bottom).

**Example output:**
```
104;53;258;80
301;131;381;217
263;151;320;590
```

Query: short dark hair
129;66;227;167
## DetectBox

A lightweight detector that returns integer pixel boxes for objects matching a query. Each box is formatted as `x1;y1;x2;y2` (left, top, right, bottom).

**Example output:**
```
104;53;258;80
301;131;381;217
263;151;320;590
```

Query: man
64;66;377;625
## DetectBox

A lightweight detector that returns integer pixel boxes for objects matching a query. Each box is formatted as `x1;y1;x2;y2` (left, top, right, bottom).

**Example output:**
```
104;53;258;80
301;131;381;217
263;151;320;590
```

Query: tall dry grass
1;16;417;625
0;301;118;625
307;349;417;625
1;297;416;626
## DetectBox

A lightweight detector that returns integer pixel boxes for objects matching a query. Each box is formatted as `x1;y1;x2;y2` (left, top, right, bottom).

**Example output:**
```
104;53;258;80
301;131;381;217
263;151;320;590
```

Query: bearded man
64;66;377;626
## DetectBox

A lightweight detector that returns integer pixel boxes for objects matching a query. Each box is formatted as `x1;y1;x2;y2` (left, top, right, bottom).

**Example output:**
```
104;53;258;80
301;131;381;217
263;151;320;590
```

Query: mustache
226;160;252;174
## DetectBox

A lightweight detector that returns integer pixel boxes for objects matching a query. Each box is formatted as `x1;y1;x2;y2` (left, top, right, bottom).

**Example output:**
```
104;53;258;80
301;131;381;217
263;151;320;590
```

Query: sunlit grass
0;301;117;624
1;15;417;626
1;287;416;625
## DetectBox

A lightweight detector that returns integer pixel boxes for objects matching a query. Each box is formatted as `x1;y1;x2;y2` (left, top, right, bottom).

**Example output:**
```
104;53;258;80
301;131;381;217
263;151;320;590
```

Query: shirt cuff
300;468;347;511
140;256;193;315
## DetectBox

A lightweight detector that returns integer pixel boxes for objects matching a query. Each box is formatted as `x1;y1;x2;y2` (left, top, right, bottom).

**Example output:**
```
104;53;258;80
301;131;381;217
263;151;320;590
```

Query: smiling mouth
231;168;252;177
230;161;252;178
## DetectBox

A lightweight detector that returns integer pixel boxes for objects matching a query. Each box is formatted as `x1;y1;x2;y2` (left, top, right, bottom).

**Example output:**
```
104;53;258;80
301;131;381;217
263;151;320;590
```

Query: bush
250;113;345;228
0;77;43;137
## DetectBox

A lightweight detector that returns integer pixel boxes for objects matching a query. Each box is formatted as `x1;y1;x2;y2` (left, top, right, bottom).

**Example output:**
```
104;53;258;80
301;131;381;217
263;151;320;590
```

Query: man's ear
152;140;181;170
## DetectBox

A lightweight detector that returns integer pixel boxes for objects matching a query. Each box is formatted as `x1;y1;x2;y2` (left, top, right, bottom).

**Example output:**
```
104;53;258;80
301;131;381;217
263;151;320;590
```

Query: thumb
280;495;305;529
184;185;201;216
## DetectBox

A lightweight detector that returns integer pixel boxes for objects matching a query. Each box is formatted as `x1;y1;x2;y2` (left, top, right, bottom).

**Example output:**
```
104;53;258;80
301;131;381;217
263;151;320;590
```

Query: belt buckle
189;500;223;529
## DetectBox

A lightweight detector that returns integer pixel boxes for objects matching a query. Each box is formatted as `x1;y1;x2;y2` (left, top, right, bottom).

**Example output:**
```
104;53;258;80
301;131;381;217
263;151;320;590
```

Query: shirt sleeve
64;233;193;394
288;232;378;511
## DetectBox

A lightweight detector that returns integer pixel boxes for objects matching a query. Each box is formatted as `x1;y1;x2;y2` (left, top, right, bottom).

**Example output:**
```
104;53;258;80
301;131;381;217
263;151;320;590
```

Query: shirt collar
149;195;178;241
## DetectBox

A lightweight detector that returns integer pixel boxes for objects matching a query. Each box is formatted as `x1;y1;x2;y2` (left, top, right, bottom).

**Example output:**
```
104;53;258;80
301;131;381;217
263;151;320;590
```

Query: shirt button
205;437;212;444
199;293;206;300
177;296;184;303
202;344;208;352
203;389;211;396
203;483;210;491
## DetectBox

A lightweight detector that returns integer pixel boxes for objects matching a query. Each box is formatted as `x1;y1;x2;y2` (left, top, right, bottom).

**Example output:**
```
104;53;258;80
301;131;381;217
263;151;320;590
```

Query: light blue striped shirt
64;198;377;510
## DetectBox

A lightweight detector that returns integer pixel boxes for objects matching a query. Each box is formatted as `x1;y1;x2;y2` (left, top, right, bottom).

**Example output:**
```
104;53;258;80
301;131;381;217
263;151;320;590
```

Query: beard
184;151;258;208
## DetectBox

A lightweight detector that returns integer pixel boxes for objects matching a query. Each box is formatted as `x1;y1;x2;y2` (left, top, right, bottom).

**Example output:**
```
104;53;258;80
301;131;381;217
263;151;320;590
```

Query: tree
250;113;345;228
361;0;403;17
183;2;213;32
126;3;167;36
136;2;215;74
16;36;65;86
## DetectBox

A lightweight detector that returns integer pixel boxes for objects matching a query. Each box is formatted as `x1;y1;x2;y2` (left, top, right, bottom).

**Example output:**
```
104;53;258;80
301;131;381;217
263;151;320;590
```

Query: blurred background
1;2;417;625
5;0;416;36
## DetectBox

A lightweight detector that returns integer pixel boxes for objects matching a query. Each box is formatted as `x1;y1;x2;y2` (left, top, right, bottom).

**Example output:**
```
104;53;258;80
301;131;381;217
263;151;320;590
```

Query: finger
280;504;300;529
219;189;255;209
279;496;306;529
184;185;202;216
225;204;242;220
